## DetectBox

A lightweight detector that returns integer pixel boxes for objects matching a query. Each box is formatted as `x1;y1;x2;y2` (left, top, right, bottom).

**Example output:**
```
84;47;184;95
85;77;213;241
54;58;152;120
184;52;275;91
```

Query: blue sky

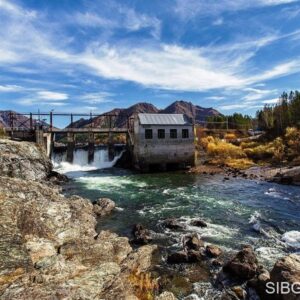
0;0;300;119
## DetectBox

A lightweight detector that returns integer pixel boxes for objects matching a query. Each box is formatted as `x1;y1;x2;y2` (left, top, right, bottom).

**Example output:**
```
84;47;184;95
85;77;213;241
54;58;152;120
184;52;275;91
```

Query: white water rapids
52;148;124;174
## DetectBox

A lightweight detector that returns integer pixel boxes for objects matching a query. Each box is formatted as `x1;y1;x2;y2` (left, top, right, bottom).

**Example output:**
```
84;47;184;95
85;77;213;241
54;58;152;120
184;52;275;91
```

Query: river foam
282;230;300;249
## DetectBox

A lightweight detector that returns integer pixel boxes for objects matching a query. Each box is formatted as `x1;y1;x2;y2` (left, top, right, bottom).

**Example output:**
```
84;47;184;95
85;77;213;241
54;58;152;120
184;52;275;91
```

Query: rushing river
54;148;300;298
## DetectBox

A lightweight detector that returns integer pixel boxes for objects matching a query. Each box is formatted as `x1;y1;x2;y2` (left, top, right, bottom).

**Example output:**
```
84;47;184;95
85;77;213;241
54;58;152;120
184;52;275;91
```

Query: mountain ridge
70;100;222;128
0;100;222;129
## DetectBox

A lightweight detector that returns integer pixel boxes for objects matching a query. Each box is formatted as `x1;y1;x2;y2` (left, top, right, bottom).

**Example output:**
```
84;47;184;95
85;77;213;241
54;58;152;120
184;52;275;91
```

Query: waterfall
52;148;124;174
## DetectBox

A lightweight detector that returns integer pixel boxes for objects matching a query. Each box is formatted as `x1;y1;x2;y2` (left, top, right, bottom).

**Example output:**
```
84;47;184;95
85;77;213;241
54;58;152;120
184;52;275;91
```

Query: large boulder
206;245;222;258
248;268;271;299
269;254;300;300
0;139;52;181
93;197;116;216
167;251;189;264
183;233;204;251
162;218;185;230
223;245;258;280
190;219;207;227
132;224;152;244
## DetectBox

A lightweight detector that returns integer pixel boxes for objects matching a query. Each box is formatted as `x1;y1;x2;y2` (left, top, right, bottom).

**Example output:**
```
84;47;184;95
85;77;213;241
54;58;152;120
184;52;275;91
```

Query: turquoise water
64;167;300;268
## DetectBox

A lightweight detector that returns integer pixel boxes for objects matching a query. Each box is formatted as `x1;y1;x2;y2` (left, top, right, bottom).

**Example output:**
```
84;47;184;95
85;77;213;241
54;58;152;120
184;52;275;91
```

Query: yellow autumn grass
0;128;8;139
128;269;159;300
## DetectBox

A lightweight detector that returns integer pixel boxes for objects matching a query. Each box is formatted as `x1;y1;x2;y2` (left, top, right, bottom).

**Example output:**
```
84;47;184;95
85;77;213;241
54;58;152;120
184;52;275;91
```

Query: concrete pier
67;132;75;163
45;133;54;158
108;131;114;161
88;132;95;164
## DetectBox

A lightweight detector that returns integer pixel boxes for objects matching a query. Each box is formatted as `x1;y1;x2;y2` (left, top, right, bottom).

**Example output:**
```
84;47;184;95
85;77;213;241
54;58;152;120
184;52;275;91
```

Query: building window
145;129;153;139
170;129;177;139
182;129;189;138
158;129;165;139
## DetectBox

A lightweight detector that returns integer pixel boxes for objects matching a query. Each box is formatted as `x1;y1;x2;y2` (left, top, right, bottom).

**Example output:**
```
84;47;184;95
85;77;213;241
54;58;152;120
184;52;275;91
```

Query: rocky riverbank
0;139;299;300
189;164;300;186
0;139;172;299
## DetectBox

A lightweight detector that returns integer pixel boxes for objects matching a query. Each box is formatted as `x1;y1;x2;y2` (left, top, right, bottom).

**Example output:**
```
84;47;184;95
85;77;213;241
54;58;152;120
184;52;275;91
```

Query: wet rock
269;254;300;300
212;258;223;267
167;251;189;264
223;245;258;280
183;233;204;251
231;286;246;299
248;268;270;299
206;245;222;258
47;170;69;184
275;175;294;185
190;219;207;227
155;291;177;300
221;289;241;300
187;250;204;263
132;224;152;244
93;197;116;216
163;218;185;230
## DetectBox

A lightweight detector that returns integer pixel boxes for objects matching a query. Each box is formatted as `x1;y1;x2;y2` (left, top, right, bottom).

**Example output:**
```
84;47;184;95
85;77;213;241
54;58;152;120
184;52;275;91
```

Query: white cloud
218;104;249;110
78;44;245;91
243;87;278;101
206;96;225;100
73;12;114;28
79;92;114;104
18;98;67;106
212;18;224;26
0;0;36;17
174;0;298;19
37;91;69;101
0;84;23;92
247;60;300;83
262;98;279;103
71;3;161;38
1;0;300;96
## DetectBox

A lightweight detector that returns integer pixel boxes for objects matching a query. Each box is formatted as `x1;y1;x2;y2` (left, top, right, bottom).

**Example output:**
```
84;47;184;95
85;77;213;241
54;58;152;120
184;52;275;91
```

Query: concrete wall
133;120;195;169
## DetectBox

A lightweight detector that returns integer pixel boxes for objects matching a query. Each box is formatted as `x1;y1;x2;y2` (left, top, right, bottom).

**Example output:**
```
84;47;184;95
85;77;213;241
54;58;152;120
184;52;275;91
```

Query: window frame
182;129;189;139
157;129;165;139
170;129;177;139
145;129;153;139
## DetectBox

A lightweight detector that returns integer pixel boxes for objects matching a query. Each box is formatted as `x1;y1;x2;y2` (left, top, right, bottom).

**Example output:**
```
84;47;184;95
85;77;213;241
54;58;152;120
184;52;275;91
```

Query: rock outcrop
269;254;300;300
0;139;160;299
0;139;52;180
206;245;222;258
183;233;204;251
248;254;300;300
0;175;159;299
93;197;116;216
132;224;153;244
223;245;258;280
162;218;185;230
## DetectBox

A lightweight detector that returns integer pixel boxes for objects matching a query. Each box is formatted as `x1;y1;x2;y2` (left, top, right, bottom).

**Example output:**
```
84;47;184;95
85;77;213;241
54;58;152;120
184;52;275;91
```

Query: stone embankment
190;163;300;186
0;139;172;300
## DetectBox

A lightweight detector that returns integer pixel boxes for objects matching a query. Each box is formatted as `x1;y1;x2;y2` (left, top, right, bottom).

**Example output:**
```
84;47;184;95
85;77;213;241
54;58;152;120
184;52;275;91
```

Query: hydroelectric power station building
132;113;195;171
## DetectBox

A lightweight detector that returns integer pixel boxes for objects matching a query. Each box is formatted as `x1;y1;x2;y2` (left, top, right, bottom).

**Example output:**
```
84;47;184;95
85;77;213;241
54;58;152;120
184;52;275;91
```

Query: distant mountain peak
161;100;221;122
1;100;221;129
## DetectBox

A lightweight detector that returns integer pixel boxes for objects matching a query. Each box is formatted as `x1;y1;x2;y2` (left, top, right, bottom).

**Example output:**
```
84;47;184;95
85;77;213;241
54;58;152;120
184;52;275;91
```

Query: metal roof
138;113;191;125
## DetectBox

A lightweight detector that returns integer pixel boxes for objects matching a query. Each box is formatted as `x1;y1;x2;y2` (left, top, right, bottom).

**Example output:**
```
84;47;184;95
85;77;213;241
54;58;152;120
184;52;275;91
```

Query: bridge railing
4;112;130;132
